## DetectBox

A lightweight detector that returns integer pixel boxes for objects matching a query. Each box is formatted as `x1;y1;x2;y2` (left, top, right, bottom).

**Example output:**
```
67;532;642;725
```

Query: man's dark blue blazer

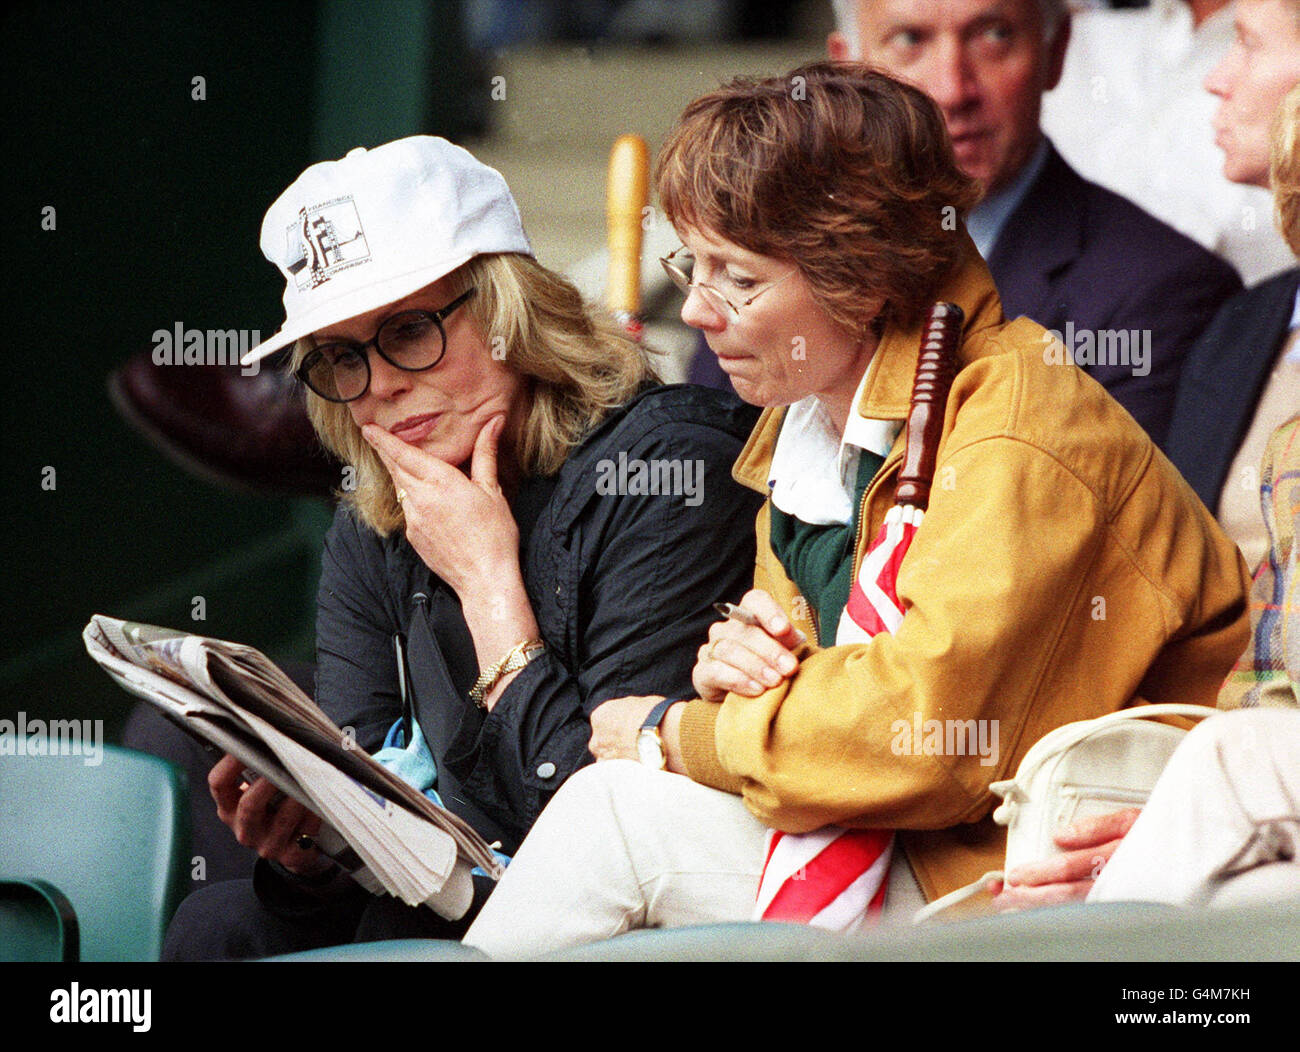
985;142;1241;448
689;142;1242;449
1163;266;1300;511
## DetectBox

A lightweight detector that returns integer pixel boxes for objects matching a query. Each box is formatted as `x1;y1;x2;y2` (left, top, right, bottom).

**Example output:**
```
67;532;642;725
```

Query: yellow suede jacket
678;247;1251;902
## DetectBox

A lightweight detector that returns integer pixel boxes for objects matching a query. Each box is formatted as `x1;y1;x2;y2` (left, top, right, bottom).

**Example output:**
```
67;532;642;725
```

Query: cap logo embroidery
285;196;371;289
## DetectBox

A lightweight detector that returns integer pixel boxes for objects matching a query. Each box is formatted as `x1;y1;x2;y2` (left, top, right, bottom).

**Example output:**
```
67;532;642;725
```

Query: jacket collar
543;382;760;526
984;140;1082;290
732;234;1006;494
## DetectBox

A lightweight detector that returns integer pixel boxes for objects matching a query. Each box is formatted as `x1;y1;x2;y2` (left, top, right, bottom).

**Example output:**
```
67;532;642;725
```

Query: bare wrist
455;561;524;603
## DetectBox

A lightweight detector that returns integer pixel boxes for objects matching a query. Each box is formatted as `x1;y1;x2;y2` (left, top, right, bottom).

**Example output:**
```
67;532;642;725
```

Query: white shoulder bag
912;703;1217;923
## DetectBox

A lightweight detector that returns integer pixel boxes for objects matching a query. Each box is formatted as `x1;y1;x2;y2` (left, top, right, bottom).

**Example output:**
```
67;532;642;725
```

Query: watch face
636;729;665;769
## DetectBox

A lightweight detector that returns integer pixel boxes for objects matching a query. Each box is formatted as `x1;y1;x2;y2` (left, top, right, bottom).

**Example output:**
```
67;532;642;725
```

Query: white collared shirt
768;361;903;527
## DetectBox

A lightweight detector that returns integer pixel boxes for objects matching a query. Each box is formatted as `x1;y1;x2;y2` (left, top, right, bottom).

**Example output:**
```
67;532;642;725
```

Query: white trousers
464;759;928;958
1088;708;1300;908
464;760;768;959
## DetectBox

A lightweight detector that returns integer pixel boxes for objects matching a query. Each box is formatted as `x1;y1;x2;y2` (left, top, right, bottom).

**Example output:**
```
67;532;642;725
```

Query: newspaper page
83;615;501;915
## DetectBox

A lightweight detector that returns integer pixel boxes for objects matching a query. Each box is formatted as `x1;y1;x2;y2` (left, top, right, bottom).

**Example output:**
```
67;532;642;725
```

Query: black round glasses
295;287;476;403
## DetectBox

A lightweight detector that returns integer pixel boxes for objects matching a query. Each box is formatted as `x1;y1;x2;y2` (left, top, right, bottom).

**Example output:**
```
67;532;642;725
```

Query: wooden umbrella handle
606;134;649;321
894;302;964;511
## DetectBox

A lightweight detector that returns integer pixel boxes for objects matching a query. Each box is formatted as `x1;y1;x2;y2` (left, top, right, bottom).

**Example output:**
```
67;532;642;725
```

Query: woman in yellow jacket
462;62;1252;957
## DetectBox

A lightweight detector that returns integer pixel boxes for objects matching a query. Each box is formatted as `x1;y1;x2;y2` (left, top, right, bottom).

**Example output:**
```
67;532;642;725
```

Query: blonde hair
1272;82;1300;258
290;253;653;535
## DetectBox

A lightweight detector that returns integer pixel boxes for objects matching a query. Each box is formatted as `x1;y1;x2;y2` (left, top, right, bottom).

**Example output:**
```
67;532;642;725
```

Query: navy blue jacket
1164;267;1300;510
314;384;763;853
987;142;1242;448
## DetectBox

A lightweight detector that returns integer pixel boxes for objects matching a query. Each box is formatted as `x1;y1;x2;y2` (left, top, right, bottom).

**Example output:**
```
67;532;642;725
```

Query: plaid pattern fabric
1219;416;1300;710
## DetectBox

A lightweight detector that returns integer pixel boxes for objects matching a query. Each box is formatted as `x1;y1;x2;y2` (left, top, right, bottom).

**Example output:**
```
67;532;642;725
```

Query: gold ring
396;488;408;503
708;641;720;661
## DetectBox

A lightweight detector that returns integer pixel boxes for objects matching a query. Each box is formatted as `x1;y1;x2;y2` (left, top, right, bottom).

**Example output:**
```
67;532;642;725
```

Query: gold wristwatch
468;639;545;708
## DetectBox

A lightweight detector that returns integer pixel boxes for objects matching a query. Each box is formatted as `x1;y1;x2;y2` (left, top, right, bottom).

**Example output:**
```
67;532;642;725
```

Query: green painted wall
3;0;476;738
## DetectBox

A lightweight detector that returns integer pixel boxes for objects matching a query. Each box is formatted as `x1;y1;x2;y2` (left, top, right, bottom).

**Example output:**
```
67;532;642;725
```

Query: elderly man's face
829;0;1068;195
1205;0;1300;188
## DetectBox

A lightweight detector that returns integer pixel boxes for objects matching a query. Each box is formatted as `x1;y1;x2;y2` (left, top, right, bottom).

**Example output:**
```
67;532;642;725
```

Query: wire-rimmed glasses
660;248;794;319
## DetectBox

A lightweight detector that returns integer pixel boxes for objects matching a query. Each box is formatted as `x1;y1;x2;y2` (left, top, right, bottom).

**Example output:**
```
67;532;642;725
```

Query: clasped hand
590;589;805;768
692;588;804;702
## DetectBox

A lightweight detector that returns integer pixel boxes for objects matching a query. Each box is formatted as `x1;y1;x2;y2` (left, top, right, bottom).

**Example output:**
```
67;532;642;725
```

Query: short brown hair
655;61;981;334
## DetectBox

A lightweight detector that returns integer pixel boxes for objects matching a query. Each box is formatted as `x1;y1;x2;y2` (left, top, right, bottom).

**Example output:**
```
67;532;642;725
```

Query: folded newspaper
83;614;502;920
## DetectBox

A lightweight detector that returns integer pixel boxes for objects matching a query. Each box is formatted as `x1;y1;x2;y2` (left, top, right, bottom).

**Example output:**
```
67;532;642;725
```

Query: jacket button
536;762;557;779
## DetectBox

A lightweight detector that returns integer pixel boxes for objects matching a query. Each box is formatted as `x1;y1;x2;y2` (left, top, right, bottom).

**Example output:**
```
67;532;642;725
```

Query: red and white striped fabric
838;504;922;643
755;827;893;930
753;503;924;930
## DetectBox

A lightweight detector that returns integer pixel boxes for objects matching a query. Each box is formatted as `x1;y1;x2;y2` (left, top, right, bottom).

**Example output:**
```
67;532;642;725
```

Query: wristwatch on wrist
636;696;681;769
469;639;545;708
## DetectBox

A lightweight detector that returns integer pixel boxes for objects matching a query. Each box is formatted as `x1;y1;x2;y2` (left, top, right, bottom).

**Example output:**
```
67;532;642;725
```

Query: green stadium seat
258;900;1300;962
0;740;190;961
261;938;489;963
0;878;79;962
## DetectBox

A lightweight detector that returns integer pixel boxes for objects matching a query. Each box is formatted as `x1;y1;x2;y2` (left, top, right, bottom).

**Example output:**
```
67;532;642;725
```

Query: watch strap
641;695;686;731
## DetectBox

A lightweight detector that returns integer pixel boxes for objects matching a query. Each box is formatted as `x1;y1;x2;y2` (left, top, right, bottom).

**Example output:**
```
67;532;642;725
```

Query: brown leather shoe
108;348;343;500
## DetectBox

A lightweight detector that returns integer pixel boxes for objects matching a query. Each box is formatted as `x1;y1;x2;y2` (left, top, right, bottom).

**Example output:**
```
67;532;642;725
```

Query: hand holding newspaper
83;615;502;920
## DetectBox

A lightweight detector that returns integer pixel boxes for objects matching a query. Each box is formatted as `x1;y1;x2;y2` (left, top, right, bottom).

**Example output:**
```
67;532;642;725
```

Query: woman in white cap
161;136;761;959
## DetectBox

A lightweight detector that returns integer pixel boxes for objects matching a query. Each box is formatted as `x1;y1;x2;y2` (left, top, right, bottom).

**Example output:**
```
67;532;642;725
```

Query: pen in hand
713;601;759;626
713;601;809;647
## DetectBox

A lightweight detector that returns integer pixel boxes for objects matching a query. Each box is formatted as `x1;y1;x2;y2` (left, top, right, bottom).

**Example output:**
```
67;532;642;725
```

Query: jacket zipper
850;448;906;583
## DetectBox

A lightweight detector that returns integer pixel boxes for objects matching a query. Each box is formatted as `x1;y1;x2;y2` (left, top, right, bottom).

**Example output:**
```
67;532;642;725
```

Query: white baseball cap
241;136;533;366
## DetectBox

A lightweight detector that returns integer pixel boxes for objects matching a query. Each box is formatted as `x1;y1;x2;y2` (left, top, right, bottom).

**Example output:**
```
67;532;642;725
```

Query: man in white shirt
1041;0;1293;284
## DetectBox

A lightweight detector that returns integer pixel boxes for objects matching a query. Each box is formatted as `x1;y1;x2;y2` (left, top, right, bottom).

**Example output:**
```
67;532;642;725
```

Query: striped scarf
759;443;895;930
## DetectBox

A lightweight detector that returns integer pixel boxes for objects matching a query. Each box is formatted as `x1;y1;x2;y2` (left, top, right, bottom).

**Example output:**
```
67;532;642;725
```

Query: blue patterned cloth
373;720;511;872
